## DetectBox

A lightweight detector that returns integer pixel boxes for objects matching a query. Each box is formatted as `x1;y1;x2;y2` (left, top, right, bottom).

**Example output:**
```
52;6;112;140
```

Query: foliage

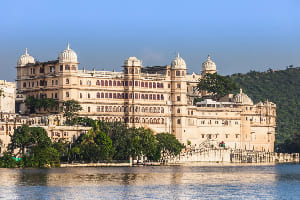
0;152;17;168
25;96;56;113
156;133;184;157
197;73;237;100
228;67;300;152
60;100;82;125
52;139;71;162
22;146;60;168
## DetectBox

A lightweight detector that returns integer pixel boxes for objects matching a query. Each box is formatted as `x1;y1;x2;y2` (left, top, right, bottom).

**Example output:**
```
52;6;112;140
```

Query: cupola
58;43;78;63
17;48;35;66
171;53;186;69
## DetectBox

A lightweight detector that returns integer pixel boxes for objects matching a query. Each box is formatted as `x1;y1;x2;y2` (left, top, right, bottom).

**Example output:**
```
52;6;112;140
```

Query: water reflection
0;164;299;199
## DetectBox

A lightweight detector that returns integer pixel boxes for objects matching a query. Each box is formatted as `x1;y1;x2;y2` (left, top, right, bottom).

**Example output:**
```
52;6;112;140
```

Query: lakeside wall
164;148;300;164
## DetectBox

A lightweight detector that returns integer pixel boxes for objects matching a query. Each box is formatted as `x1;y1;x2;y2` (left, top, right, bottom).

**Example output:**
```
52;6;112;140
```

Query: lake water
0;163;300;199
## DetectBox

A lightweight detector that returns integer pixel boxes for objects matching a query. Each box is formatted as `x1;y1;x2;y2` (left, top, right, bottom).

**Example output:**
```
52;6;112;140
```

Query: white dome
202;55;216;72
58;43;78;63
171;53;186;69
233;89;253;105
124;57;142;66
17;48;35;66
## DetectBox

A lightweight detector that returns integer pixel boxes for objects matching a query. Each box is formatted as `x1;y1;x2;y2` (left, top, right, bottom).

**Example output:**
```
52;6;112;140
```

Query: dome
58;43;78;63
233;89;253;105
171;53;186;69
124;57;142;67
202;55;216;72
17;48;35;66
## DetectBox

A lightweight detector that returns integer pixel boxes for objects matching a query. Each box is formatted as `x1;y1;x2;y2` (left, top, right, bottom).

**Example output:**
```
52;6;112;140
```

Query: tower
170;53;188;144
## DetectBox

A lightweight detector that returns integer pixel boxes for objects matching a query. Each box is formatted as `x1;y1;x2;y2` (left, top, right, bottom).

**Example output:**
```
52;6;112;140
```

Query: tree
8;124;32;156
156;133;184;158
197;73;237;100
60;100;82;125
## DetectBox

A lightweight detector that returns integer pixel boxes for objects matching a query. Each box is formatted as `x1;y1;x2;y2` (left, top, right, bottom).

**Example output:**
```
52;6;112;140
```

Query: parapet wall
164;148;299;164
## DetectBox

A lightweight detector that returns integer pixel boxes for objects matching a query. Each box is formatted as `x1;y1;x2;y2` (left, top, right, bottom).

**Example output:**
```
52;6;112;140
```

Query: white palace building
14;44;276;152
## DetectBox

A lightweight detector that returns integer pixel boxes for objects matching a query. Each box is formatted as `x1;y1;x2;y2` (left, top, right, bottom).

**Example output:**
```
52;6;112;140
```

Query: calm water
0;163;300;200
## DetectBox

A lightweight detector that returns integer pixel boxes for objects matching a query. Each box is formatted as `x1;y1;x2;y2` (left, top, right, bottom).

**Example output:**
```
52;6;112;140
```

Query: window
109;80;112;86
66;92;69;97
176;71;180;76
177;96;180;101
141;82;144;87
145;82;148;87
97;106;100;112
88;93;90;98
149;82;152;88
182;71;185;76
168;71;170;76
177;83;180;88
161;95;164;100
177;108;180;113
97;92;100;98
65;65;70;70
87;80;91;86
40;67;44;73
50;66;55;72
153;82;156;88
177;119;181;124
60;65;63;71
56;80;58;85
23;82;26;88
66;79;69;84
157;94;160;100
168;84;170;88
80;93;82;98
149;94;152;100
101;80;104;86
96;80;100;85
88;107;90;112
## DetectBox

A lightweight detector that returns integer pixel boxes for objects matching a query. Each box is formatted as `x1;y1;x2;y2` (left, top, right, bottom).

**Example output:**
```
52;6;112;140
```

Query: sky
0;0;300;81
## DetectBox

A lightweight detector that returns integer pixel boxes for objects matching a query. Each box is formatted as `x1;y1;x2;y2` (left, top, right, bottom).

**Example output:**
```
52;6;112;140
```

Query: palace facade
15;44;276;152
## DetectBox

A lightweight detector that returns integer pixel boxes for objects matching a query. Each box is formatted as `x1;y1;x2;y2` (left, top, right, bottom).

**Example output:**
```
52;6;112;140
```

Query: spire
67;42;70;50
177;52;180;58
25;48;28;55
240;88;243;94
207;54;210;60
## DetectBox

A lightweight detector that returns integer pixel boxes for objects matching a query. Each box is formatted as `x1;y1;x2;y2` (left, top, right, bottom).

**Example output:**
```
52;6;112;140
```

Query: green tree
60;100;82;125
197;73;237;100
156;133;184;158
25;96;37;114
8;124;32;156
0;152;17;168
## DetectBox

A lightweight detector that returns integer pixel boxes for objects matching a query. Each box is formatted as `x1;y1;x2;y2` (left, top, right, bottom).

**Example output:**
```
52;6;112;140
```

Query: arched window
88;107;90;112
80;93;82;98
66;79;69;84
161;107;164;113
157;94;160;100
97;92;100;98
105;80;108;86
96;80;100;85
161;95;164;100
101;80;104;86
109;80;112;86
101;93;104;98
88;93;90;98
177;108;180;113
177;119;181;124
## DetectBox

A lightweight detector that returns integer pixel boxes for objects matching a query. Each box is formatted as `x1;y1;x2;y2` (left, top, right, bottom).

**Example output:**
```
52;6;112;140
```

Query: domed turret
58;43;78;63
171;53;186;69
17;48;35;66
233;88;253;105
124;57;142;66
202;55;216;72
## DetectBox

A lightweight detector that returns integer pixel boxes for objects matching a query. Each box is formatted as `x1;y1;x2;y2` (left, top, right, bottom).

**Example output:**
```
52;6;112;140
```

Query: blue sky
0;0;299;81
